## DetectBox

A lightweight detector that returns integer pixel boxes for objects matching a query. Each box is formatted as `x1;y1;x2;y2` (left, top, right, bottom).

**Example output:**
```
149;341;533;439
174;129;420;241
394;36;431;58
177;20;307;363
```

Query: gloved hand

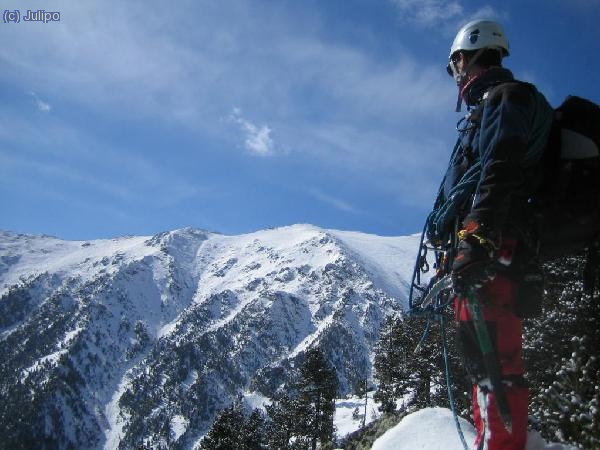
451;234;496;296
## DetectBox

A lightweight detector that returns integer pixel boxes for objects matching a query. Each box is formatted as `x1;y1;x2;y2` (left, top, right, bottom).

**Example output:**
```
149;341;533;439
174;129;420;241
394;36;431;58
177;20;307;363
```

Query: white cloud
0;1;453;130
567;0;600;9
30;92;51;112
0;1;459;205
228;108;277;157
468;6;503;21
390;0;463;27
290;122;451;207
307;188;360;214
390;0;504;34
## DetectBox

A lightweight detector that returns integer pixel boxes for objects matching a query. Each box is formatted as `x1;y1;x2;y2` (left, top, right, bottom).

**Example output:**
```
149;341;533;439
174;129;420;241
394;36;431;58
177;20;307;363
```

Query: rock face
0;225;419;449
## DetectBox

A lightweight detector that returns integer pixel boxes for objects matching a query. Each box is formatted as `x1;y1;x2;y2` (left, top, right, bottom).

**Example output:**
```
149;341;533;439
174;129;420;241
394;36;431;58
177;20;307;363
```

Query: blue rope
440;313;470;450
409;291;469;450
408;220;431;310
428;160;481;243
411;116;480;450
412;316;431;354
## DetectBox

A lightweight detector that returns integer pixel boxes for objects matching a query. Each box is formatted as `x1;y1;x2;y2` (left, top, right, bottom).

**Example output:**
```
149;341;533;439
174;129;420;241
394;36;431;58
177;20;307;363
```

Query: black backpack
517;95;600;315
536;95;600;258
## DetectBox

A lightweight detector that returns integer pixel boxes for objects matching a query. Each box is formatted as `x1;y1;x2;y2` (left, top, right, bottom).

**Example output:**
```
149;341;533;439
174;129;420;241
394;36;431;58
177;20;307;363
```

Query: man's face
455;53;467;73
447;52;469;85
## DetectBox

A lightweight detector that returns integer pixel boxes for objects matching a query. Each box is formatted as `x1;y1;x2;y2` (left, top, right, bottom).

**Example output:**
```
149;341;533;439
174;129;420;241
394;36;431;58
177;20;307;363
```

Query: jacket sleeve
465;82;538;233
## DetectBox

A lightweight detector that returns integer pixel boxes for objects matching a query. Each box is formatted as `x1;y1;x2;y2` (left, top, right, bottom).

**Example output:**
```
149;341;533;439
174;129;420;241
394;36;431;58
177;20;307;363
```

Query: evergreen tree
200;404;245;450
242;409;268;450
373;312;470;415
202;405;268;450
265;393;299;450
296;348;339;450
524;254;600;449
430;311;471;416
373;315;409;413
265;350;338;450
354;376;370;429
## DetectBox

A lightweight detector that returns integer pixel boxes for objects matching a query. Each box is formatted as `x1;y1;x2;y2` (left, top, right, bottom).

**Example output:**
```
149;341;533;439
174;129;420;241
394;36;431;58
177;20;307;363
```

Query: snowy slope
372;408;476;450
0;225;420;449
0;230;157;294
329;230;419;301
370;408;580;450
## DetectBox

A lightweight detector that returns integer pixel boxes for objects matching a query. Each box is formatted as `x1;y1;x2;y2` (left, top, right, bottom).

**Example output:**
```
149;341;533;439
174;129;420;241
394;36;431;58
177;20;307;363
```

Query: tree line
201;348;338;450
201;253;599;449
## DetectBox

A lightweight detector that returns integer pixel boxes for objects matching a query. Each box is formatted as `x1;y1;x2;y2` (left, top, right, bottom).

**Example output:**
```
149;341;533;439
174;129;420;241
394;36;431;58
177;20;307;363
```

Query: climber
433;19;554;450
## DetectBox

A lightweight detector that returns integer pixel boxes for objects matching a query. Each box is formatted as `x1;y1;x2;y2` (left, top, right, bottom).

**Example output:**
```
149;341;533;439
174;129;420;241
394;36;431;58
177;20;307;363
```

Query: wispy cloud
0;116;211;209
0;2;453;130
228;108;277;157
390;0;463;27
0;0;461;218
30;92;51;112
389;0;504;33
307;188;361;214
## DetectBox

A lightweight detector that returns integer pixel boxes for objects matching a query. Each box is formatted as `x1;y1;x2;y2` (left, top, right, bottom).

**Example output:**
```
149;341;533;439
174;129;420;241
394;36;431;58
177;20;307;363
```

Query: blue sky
1;0;599;240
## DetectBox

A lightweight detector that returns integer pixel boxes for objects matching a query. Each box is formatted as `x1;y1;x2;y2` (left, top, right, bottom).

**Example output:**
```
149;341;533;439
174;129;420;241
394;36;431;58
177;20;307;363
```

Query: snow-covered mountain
0;225;420;449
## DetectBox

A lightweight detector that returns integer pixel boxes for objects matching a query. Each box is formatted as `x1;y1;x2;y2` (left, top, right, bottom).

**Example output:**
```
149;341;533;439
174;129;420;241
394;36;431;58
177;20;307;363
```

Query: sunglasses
446;52;462;76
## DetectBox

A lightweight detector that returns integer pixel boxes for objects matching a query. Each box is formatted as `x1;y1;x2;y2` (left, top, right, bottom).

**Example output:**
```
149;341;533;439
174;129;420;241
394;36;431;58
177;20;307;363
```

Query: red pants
455;274;528;450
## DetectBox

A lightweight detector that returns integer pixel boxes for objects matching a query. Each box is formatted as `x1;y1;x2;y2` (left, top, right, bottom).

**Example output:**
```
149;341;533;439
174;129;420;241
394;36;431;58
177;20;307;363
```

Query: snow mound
370;408;580;450
371;407;476;450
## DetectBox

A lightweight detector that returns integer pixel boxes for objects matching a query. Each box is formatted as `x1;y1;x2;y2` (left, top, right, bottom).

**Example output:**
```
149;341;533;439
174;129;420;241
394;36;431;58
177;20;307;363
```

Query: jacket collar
461;67;514;107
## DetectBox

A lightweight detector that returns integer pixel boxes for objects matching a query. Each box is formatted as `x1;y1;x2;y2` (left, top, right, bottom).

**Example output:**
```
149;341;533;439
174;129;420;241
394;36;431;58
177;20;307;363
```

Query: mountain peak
0;225;420;448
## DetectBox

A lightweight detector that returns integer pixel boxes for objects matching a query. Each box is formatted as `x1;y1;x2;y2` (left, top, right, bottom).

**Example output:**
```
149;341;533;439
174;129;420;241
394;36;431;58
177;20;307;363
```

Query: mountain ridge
0;225;420;449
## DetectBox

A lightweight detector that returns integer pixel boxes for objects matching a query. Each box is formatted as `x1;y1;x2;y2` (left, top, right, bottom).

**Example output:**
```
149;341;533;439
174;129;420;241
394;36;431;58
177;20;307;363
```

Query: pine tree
265;350;338;450
200;404;245;450
373;314;409;413
296;348;339;450
355;376;369;429
265;393;298;450
373;312;470;415
374;314;435;410
242;409;268;450
430;311;471;416
201;404;269;450
525;253;600;449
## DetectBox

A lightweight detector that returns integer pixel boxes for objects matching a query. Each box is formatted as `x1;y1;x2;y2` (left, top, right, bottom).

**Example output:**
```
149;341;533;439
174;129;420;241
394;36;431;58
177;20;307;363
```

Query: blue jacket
429;68;554;243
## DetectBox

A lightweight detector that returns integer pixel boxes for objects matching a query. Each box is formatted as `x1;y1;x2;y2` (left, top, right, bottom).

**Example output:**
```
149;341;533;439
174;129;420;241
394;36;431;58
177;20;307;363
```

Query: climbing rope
440;312;470;450
406;117;481;449
413;316;431;355
427;161;481;245
409;287;469;450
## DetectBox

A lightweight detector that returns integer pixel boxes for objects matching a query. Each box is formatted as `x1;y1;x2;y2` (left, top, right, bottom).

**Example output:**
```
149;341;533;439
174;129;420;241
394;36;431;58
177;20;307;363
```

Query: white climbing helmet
449;19;509;60
447;20;509;83
446;20;509;111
